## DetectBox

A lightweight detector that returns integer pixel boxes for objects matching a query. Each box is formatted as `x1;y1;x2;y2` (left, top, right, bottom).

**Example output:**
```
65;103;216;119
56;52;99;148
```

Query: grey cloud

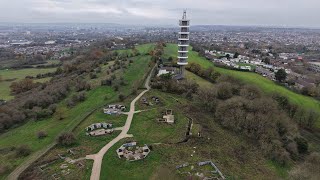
0;0;319;27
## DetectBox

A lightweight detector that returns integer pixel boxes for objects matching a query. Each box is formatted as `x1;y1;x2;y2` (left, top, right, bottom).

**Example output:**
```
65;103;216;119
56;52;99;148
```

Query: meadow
0;67;57;100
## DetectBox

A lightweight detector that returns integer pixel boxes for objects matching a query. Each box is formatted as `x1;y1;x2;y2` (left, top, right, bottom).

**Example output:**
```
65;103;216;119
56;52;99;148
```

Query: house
240;66;251;71
157;67;176;77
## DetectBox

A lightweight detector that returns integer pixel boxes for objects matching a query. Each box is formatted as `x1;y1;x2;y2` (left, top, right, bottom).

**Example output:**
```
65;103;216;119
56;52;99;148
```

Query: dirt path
86;66;155;180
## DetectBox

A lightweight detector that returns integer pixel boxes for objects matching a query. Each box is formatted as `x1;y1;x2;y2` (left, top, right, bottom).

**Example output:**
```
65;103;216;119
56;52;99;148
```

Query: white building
177;10;190;78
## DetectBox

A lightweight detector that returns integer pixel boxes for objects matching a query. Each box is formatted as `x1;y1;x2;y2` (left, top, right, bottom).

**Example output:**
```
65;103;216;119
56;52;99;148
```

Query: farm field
163;43;320;128
0;67;57;100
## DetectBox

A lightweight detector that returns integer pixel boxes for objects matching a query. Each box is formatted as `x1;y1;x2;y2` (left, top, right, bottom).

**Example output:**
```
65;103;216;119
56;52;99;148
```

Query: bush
16;145;32;157
90;73;97;79
114;85;119;91
216;82;233;100
119;94;125;101
57;132;76;146
37;131;48;139
295;137;308;154
131;89;137;95
0;165;8;175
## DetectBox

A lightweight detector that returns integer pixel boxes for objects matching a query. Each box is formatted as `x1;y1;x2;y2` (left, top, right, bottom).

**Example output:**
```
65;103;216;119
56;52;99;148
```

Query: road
86;66;155;180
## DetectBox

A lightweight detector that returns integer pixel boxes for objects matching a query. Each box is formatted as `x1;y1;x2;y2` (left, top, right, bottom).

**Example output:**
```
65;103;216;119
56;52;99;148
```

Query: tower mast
177;10;190;78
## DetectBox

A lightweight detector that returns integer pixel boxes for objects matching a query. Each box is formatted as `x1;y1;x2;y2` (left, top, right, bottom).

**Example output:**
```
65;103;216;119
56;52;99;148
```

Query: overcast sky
0;0;320;27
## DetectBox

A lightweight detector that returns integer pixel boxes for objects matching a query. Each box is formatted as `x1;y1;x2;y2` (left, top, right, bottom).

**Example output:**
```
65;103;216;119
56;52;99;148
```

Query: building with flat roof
309;62;320;72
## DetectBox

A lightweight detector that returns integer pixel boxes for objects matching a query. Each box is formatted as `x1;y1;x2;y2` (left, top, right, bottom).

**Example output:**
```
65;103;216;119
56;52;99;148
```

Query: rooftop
309;62;320;65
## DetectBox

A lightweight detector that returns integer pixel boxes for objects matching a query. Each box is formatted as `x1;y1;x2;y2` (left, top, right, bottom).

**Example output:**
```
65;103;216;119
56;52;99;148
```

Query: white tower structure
177;10;190;78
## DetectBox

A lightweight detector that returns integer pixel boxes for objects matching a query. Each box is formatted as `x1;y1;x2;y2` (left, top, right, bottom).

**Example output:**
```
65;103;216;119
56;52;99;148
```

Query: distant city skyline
1;0;320;28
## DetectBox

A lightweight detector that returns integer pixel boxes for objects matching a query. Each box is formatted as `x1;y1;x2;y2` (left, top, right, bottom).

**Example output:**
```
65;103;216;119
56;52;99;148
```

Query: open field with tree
100;90;282;180
2;43;320;180
0;43;155;179
0;68;57;100
163;43;320;128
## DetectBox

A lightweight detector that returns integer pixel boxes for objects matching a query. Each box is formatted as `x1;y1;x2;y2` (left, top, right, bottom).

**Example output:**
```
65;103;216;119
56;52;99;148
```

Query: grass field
164;43;320;128
185;71;214;88
0;45;154;179
100;90;280;180
100;90;189;180
0;67;57;100
117;43;155;56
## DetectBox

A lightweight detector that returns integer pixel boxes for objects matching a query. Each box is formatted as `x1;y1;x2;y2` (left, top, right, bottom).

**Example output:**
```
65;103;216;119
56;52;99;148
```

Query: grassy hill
0;44;154;179
163;43;320;128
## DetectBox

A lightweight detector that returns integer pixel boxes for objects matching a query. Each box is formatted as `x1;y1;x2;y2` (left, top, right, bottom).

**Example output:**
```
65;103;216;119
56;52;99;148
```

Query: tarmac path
86;66;155;180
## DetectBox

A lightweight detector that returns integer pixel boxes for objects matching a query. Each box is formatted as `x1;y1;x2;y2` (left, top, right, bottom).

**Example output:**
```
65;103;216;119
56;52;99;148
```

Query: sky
0;0;320;27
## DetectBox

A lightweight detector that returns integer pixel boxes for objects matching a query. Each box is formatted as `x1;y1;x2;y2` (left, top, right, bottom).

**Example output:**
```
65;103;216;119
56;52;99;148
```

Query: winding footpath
86;66;155;180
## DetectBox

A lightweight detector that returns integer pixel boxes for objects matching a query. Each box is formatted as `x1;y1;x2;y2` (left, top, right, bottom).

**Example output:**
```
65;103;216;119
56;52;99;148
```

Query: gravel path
86;66;155;180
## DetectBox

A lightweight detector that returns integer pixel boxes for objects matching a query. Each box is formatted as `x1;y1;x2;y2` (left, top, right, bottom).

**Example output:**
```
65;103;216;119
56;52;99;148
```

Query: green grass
164;43;320;128
267;160;291;179
0;67;57;100
101;89;280;180
100;90;189;180
0;49;154;179
116;43;155;56
237;63;256;69
185;71;214;88
0;86;116;179
136;43;156;54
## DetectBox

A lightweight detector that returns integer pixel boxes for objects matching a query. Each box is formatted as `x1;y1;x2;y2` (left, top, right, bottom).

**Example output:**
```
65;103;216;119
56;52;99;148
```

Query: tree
234;52;240;58
263;57;271;64
37;131;48;139
275;69;287;82
55;108;66;120
119;94;125;101
16;145;32;157
216;82;233;100
10;78;37;94
57;132;76;146
295;137;308;154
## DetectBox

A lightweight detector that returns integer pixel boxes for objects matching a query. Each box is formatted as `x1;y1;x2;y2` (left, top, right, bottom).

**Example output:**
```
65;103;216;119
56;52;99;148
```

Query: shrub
90;73;97;79
57;132;76;146
0;165;8;175
295;137;308;154
131;89;137;95
119;94;125;101
114;85;119;91
37;131;48;139
216;82;233;100
16;145;32;157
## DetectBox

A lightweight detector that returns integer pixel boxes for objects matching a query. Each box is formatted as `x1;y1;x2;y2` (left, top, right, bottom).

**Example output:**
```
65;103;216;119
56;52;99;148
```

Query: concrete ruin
141;96;160;106
87;129;114;136
103;104;126;115
116;142;151;161
86;123;112;132
85;123;114;136
158;109;175;124
176;160;225;180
